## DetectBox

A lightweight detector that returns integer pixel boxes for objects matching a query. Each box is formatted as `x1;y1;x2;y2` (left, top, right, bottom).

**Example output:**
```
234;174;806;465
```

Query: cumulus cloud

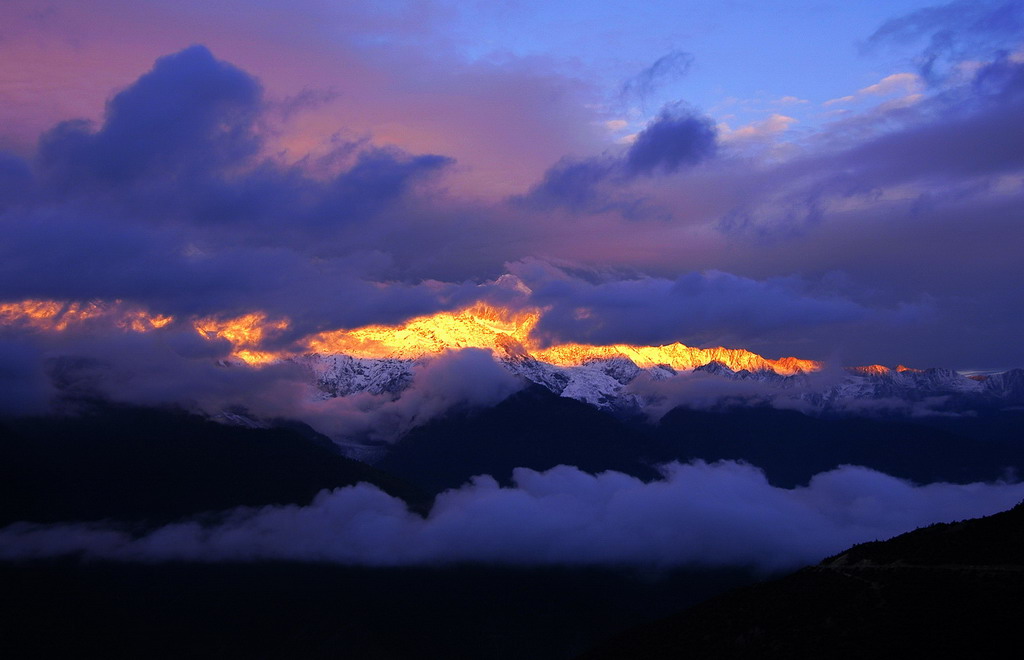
38;45;262;190
624;105;717;175
518;156;617;210
28;45;453;234
2;461;1021;570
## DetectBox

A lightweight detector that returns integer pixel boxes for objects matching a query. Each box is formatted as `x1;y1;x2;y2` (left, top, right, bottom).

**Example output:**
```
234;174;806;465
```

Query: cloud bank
2;461;1021;571
6;320;522;441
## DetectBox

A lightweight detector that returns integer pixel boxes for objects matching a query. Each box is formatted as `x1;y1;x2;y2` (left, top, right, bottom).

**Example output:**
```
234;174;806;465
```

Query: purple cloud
2;461;1021;570
38;46;262;190
511;260;876;348
624;104;717;175
520;104;718;209
866;0;1024;81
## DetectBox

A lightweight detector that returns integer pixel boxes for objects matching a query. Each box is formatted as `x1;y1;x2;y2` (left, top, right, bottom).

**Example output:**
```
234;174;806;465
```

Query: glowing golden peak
850;364;892;376
306;303;540;360
0;298;823;376
533;342;820;376
895;364;922;373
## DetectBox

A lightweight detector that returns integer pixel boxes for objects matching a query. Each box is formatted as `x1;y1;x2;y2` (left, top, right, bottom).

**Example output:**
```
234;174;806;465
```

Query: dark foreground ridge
0;562;762;660
0;402;428;526
580;501;1024;659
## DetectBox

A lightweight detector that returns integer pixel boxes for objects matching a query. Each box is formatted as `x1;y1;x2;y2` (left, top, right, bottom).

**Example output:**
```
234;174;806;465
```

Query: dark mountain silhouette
376;385;663;494
653;405;1024;487
581;501;1024;659
0;402;427;526
379;394;1024;495
4;395;1020;527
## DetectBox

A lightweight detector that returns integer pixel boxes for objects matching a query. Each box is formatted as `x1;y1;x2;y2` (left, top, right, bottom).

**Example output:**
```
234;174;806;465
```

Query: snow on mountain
278;305;1022;416
978;369;1024;400
296;354;415;399
293;348;1024;418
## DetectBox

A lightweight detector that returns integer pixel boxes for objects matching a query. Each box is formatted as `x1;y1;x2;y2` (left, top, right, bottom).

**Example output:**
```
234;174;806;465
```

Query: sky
1;0;1023;377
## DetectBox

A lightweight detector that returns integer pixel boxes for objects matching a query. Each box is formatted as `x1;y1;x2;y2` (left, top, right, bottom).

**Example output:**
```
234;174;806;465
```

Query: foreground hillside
582;502;1024;659
0;562;761;660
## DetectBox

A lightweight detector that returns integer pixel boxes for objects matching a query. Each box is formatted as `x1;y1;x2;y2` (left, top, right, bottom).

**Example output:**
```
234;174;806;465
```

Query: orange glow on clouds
0;299;173;333
193;313;289;365
1;299;825;374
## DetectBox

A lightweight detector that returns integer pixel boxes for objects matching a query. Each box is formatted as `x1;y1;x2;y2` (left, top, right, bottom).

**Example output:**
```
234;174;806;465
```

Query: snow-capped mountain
272;304;1024;416
298;354;414;398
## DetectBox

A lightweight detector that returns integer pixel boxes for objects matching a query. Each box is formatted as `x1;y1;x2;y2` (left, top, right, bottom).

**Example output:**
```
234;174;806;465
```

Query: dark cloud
520;104;718;208
620;50;695;105
322;147;454;220
0;152;32;210
2;461;1021;570
866;0;1024;81
28;44;455;237
0;209;453;335
274;87;341;122
517;156;616;210
624;104;717;175
38;45;263;191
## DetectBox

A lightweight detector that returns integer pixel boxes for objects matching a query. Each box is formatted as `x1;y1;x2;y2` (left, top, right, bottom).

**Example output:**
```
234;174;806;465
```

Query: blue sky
438;1;937;128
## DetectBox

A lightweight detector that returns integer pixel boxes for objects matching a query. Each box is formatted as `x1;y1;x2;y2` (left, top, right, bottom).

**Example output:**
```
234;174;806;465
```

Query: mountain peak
849;364;892;376
299;303;820;377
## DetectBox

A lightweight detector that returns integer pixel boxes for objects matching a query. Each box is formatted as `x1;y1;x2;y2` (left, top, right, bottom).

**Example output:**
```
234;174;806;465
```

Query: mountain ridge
580;501;1024;659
